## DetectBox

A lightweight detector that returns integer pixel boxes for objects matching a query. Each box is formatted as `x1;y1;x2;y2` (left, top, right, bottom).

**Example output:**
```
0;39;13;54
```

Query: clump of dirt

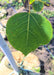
33;47;54;75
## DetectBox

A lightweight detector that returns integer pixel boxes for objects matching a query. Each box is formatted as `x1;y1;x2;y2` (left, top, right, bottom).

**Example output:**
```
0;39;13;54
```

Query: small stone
0;13;4;17
23;53;40;72
0;51;24;75
0;19;7;38
0;9;7;18
1;9;6;14
7;8;15;15
1;19;7;27
51;60;54;65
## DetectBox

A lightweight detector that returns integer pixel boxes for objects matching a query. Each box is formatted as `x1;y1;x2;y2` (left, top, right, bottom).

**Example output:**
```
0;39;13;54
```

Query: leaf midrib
26;13;30;47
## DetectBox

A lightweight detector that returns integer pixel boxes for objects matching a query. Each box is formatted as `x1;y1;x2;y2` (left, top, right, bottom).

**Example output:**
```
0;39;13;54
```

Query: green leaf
6;12;53;55
30;0;35;4
32;67;40;73
32;1;44;12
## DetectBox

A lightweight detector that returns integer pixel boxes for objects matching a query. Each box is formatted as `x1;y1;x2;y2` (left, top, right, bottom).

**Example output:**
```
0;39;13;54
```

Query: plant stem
28;0;30;13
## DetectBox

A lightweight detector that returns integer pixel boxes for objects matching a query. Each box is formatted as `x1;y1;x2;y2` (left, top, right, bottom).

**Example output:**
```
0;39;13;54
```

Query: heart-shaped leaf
32;1;44;12
6;12;53;55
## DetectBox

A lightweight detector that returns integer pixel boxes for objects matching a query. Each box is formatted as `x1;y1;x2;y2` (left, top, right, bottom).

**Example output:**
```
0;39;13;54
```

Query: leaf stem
28;0;30;13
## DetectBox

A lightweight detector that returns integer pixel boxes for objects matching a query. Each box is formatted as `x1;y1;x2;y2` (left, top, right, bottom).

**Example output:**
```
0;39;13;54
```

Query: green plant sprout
32;67;40;73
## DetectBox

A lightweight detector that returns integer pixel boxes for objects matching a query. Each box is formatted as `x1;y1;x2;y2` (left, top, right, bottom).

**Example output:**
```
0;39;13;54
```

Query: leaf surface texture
6;12;53;55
